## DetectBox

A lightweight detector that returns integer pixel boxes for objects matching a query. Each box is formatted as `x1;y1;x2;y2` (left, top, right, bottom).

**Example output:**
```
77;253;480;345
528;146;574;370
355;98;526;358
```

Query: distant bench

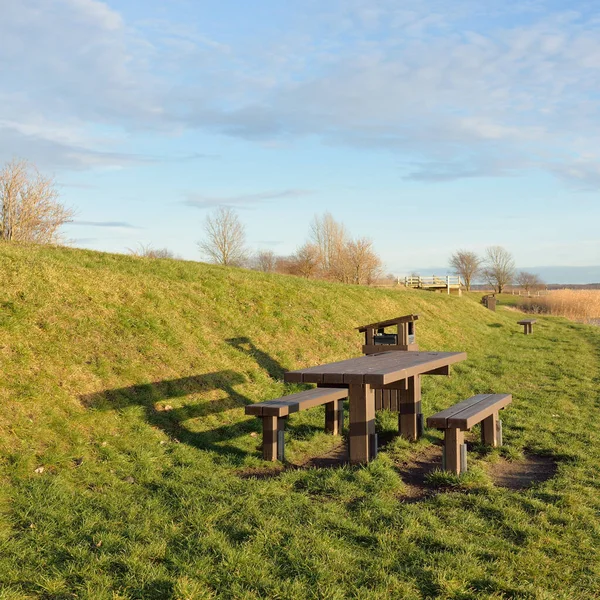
427;393;512;474
517;319;536;335
245;387;348;461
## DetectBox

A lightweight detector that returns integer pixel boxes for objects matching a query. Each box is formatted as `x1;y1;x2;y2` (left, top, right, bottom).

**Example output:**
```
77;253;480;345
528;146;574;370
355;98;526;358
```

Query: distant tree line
197;207;383;285
449;246;545;293
0;157;547;295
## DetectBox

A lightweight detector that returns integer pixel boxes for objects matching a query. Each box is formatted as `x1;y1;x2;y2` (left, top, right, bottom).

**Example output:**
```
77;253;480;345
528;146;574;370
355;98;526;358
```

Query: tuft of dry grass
522;289;600;323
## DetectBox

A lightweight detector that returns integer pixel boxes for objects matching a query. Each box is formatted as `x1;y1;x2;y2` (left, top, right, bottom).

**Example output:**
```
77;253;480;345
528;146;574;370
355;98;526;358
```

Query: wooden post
447;275;450;295
444;428;464;474
348;383;375;464
325;401;337;435
262;416;279;461
398;375;421;441
325;400;343;436
481;411;499;447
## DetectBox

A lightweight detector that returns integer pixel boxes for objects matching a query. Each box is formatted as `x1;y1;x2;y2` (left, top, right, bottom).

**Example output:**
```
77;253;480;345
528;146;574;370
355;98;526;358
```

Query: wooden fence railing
404;275;462;292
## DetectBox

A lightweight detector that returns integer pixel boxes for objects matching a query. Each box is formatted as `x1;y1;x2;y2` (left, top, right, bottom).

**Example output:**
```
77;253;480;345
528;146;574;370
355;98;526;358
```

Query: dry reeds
522;290;600;323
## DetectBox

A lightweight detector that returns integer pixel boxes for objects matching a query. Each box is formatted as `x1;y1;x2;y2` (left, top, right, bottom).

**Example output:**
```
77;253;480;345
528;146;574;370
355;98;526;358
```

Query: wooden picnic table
284;351;467;464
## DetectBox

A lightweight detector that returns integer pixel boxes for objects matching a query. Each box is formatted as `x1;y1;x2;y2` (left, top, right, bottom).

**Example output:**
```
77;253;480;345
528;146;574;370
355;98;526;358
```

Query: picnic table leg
348;383;375;464
398;375;422;441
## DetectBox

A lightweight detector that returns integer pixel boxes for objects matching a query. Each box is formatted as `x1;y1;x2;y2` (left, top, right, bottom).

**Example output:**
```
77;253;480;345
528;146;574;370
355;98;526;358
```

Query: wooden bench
245;387;348;461
517;319;536;335
427;393;512;474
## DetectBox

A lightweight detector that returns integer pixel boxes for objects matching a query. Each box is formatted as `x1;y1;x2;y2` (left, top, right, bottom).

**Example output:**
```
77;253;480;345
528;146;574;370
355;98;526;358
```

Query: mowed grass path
0;244;600;599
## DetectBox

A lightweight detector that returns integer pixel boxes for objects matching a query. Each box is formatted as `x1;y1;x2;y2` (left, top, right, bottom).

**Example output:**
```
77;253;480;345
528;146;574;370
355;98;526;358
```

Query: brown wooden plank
348;383;375;464
383;389;391;410
285;351;467;388
245;404;265;416
259;387;348;417
423;365;450;376
398;376;421;440
325;401;341;435
356;314;419;331
283;372;303;383
481;411;499;446
262;416;278;461
373;352;467;385
362;344;418;354
517;319;537;325
444;428;464;474
448;394;512;430
427;394;492;429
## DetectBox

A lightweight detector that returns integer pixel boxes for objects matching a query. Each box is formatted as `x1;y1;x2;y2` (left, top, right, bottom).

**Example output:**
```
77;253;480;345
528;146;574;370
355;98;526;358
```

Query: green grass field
1;243;600;599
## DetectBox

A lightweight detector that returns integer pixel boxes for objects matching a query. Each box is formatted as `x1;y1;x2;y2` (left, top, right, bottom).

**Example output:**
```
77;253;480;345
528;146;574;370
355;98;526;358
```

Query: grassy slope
1;244;600;599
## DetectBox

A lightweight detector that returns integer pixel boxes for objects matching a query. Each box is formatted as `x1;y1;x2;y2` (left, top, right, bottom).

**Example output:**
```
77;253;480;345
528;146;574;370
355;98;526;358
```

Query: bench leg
529;323;533;335
262;416;286;461
398;375;422;441
443;428;464;475
481;411;499;447
325;399;344;435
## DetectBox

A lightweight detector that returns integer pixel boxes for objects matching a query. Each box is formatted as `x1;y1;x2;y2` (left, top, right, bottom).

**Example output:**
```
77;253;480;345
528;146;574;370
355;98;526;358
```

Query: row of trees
0;158;544;294
449;247;544;293
0;159;381;286
198;208;383;285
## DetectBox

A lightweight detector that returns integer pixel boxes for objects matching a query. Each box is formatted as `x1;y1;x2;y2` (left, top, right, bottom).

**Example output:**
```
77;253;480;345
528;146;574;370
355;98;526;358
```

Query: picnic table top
284;351;467;386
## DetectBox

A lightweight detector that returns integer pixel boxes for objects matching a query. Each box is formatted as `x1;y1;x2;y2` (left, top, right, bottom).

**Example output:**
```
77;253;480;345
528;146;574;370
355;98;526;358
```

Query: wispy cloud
3;0;600;187
72;220;140;229
182;189;313;209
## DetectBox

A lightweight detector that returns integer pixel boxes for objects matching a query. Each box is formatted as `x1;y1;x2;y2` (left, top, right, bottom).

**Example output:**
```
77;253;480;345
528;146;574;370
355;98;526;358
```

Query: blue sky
2;0;600;275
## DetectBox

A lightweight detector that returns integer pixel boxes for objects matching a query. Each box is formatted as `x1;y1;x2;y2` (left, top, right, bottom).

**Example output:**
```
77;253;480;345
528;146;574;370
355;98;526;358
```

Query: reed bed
521;289;600;323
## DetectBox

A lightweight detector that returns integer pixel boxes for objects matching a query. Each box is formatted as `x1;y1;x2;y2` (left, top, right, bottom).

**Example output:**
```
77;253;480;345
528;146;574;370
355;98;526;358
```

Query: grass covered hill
1;243;600;599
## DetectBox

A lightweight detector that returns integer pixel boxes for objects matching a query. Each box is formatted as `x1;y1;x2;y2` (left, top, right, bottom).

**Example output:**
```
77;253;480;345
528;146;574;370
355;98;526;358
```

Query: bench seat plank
517;319;537;325
426;394;491;429
245;387;348;417
447;393;512;430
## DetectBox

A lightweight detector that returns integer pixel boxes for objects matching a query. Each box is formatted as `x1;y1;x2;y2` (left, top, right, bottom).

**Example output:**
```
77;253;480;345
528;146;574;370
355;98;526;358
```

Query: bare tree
516;271;544;295
128;244;177;259
198;207;248;266
253;249;277;272
449;249;482;291
274;255;295;275
482;246;515;293
0;159;73;244
344;237;383;285
309;212;348;278
291;242;320;278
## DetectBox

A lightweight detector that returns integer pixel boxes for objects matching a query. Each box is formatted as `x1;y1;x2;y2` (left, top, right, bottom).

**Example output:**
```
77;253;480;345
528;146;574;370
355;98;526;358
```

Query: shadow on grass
225;336;287;379
80;340;301;464
81;370;258;462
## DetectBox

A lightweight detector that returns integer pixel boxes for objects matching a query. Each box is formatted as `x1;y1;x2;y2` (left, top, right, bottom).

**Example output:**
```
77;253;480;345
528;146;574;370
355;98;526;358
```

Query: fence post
447;275;450;295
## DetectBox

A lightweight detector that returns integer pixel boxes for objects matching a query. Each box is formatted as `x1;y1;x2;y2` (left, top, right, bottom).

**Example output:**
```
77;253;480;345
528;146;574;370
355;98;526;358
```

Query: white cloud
2;0;600;187
183;189;313;209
